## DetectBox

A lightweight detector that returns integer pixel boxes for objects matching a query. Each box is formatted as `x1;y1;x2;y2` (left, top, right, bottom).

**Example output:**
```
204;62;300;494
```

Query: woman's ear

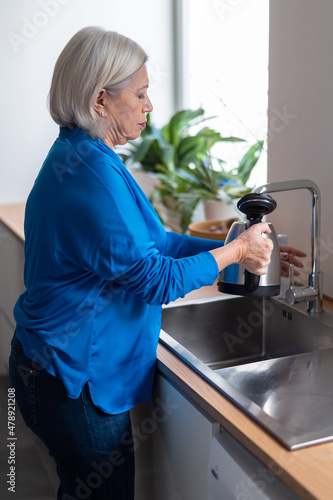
93;89;107;116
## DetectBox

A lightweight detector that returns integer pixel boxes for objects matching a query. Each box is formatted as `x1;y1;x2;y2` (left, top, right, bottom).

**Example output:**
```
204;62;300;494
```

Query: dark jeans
9;333;135;500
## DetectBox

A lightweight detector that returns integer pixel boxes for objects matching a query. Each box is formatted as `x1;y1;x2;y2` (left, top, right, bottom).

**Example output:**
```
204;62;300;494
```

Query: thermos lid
237;193;277;220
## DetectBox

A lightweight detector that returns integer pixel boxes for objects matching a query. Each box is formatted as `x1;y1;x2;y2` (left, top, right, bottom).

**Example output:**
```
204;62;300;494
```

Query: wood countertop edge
157;342;333;500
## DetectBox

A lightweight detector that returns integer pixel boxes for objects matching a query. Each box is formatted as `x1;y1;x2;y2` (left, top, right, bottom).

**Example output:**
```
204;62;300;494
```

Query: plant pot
203;199;240;220
129;169;184;232
129;168;159;198
188;218;240;241
157;196;183;233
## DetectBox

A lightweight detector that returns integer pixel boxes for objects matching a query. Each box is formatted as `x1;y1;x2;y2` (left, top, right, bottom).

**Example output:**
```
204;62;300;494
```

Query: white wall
268;0;333;298
0;0;175;204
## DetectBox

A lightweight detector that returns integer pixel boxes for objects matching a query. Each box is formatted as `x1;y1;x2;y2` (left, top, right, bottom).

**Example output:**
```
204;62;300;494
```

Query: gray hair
48;26;148;138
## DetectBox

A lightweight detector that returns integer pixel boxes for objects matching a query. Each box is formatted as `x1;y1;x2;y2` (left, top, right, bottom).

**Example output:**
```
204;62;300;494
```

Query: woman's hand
234;222;273;274
210;222;273;274
279;245;306;277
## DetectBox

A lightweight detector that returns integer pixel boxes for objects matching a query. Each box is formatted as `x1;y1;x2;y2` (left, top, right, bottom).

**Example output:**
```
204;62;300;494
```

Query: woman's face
99;64;153;148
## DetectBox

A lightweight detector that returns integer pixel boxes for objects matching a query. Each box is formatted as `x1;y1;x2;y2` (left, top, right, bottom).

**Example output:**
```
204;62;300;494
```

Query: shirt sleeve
164;231;224;258
118;251;219;305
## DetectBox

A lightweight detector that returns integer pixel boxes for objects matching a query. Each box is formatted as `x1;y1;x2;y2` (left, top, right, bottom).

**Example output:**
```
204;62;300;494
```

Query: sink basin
160;295;333;449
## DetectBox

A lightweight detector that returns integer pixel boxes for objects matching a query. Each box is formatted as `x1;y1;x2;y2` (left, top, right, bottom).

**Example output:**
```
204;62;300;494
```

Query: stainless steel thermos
218;193;281;297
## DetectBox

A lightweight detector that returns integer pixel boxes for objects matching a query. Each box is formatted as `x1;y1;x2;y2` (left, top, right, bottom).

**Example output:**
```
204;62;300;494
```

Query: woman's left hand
279;245;307;277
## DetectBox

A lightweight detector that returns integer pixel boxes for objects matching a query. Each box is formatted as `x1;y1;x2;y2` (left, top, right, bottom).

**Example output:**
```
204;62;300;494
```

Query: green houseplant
120;108;263;232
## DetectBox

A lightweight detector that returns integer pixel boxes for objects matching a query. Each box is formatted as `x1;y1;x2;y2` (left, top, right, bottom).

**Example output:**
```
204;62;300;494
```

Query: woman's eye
138;94;145;100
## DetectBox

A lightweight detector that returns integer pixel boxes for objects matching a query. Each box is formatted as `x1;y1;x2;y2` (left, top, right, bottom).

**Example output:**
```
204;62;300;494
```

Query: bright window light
182;0;269;186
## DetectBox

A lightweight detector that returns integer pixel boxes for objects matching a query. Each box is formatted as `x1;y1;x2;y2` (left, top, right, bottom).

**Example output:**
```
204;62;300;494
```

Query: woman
9;26;301;500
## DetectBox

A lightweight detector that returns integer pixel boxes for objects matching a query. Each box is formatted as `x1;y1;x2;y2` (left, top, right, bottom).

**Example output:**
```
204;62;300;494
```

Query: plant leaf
166;108;205;146
235;140;264;185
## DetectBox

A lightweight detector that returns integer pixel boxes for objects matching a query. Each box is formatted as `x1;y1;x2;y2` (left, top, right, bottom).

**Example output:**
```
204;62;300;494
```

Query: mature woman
9;26;298;499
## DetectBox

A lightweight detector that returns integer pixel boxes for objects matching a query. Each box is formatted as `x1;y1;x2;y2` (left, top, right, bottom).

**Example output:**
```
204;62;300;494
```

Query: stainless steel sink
160;295;333;449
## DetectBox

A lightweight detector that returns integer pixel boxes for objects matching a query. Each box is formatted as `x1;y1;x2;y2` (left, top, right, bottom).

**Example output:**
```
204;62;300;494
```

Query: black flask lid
237;193;277;222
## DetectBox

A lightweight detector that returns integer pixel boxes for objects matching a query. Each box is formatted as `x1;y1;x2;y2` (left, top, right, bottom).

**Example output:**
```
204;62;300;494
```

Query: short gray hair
48;26;148;138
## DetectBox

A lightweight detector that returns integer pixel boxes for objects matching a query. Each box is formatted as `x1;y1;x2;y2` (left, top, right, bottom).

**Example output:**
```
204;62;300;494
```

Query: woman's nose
144;97;153;113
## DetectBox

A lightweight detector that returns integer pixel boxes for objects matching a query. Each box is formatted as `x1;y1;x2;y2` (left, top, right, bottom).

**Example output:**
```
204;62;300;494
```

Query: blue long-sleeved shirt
14;126;222;413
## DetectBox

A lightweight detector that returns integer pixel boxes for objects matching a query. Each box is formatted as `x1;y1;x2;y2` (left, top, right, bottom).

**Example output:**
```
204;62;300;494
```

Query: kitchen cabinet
132;373;300;500
0;220;25;374
132;373;215;499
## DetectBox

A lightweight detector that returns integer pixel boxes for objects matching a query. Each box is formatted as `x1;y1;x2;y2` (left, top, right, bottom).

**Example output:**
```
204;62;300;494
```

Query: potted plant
120;108;263;233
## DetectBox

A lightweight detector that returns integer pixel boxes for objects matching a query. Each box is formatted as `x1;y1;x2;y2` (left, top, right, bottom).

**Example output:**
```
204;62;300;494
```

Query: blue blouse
14;126;221;414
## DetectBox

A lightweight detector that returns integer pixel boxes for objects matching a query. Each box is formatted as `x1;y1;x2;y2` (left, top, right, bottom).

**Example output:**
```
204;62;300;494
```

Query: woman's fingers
237;223;273;275
279;244;306;276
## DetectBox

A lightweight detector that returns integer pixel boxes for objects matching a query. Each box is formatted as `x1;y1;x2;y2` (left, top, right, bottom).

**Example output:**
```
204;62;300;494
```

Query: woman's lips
139;122;147;129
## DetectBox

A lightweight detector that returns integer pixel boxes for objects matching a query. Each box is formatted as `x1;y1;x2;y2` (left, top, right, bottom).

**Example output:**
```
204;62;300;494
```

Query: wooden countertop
2;202;333;499
0;203;25;241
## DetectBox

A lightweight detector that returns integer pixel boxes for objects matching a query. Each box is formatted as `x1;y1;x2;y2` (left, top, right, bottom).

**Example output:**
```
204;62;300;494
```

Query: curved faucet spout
254;179;322;314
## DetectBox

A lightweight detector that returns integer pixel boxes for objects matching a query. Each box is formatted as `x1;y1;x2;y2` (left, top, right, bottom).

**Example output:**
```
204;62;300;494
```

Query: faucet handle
286;263;299;305
286;266;320;307
288;263;295;288
285;264;297;305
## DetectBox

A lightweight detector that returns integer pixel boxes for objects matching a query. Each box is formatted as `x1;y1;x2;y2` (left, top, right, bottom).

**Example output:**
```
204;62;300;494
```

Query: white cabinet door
207;431;300;499
132;373;219;500
132;372;301;500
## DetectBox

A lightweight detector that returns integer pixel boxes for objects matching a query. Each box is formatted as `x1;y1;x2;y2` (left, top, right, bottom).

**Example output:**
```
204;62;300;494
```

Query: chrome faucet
254;179;323;315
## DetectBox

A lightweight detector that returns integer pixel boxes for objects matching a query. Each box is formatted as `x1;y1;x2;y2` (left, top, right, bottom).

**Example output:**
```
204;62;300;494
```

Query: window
176;0;269;185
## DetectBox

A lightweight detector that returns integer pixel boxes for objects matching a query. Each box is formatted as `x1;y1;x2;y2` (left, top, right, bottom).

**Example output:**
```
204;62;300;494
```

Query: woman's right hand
235;222;274;274
210;222;274;275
